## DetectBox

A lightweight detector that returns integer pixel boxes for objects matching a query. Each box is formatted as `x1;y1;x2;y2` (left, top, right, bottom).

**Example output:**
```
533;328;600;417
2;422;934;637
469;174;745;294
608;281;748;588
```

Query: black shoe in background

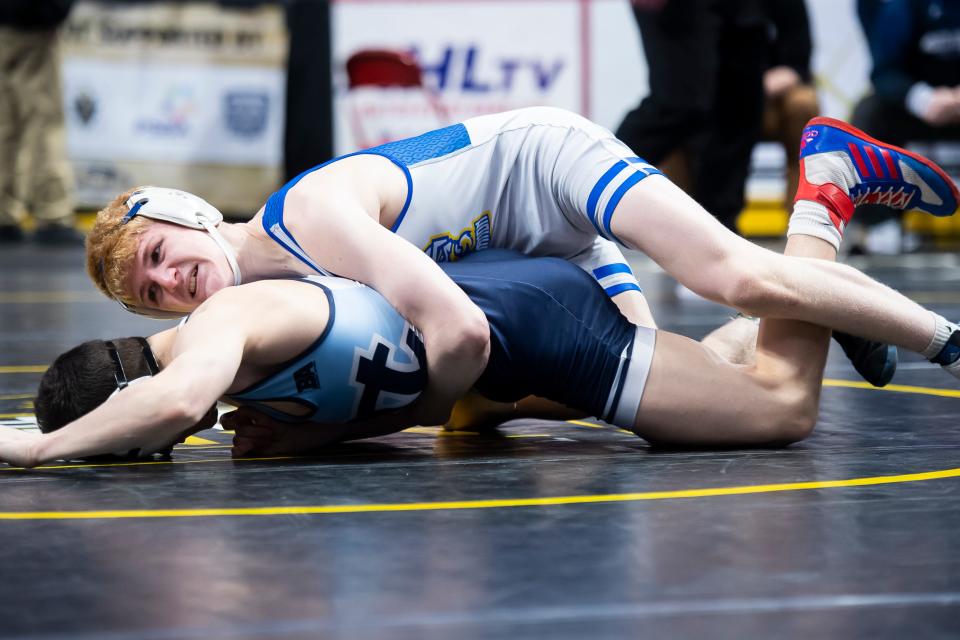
33;224;84;246
0;225;25;243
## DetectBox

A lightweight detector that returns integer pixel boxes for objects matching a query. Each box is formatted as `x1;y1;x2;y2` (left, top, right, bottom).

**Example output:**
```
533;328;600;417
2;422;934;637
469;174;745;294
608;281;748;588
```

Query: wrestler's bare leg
610;176;936;354
632;234;833;446
611;289;657;328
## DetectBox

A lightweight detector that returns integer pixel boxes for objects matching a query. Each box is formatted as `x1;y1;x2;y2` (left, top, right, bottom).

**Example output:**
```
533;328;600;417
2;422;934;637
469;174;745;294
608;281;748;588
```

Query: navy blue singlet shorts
440;250;656;427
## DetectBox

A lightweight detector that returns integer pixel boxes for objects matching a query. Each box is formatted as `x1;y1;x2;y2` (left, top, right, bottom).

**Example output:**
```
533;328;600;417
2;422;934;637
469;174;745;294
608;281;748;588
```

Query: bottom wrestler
6;240;959;465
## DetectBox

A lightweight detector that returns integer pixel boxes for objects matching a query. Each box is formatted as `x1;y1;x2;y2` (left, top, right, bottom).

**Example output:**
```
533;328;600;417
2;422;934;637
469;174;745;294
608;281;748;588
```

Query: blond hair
85;187;153;306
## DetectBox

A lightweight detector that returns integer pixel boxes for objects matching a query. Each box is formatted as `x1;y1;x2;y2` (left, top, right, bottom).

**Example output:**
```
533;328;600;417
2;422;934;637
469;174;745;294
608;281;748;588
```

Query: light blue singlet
226;277;427;424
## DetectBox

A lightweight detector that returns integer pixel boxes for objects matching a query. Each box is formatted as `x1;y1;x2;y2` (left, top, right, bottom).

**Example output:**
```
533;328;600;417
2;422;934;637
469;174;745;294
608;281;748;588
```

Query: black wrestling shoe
832;330;897;387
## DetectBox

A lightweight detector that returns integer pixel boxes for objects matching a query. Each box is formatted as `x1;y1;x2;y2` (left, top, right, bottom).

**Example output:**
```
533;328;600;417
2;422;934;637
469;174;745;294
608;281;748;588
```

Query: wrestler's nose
154;266;178;292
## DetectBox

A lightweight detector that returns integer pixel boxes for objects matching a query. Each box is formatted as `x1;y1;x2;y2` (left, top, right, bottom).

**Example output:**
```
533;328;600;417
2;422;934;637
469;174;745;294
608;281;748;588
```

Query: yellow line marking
182;435;218;445
567;420;605;429
0;366;46;374
0;413;32;419
403;426;441;435
0;394;33;401
822;378;960;399
1;467;957;520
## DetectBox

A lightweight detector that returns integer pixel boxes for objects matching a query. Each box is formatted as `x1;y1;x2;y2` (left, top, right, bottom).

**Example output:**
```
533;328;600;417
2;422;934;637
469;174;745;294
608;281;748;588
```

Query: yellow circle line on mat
0;467;957;520
821;378;960;398
0;393;33;401
0;366;47;374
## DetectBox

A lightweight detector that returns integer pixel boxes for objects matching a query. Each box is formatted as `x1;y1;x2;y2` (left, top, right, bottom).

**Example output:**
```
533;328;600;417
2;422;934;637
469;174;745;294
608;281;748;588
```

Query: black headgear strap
104;337;160;390
97;337;166;462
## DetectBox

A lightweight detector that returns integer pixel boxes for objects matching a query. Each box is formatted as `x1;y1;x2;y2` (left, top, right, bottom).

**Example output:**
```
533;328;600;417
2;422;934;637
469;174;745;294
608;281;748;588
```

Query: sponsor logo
224;90;270;137
801;128;819;149
411;45;566;94
74;90;97;125
135;85;196;137
423;212;492;263
293;361;321;393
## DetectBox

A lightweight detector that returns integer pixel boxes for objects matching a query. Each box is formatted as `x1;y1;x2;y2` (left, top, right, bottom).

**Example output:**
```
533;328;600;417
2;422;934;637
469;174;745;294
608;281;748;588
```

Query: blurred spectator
761;0;820;211
0;0;80;245
616;0;768;233
851;0;960;253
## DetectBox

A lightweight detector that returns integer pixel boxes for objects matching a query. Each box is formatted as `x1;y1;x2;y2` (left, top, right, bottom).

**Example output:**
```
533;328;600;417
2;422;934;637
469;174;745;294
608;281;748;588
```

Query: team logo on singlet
423;212;492;263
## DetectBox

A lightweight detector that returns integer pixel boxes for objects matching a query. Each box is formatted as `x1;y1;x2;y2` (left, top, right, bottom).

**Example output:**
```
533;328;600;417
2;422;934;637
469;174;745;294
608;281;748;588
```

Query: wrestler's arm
2;293;253;468
227;405;422;457
283;187;490;426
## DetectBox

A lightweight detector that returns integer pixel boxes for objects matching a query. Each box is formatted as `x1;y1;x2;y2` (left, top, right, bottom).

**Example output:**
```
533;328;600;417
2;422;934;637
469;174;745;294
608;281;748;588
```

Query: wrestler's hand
225;407;341;457
923;86;960;126
0;427;41;468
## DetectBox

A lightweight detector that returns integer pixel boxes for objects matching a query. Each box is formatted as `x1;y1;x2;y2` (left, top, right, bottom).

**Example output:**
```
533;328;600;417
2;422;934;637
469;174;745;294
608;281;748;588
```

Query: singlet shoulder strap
261;149;412;276
262;181;332;276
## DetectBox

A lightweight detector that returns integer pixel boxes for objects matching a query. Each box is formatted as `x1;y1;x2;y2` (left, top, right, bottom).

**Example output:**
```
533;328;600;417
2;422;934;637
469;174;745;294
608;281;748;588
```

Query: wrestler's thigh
609;175;774;299
632;331;789;447
612;289;657;328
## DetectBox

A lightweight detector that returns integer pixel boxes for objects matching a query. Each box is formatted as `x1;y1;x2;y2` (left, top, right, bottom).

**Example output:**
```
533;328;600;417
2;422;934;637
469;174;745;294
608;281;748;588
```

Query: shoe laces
852;185;914;209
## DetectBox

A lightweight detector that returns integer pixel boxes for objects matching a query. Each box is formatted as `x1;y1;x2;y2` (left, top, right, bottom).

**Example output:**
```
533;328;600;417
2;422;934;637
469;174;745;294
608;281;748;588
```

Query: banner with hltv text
332;0;591;153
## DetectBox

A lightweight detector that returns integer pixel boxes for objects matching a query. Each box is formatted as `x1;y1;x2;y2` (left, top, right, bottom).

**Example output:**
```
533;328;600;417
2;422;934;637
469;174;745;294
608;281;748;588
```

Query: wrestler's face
125;222;234;314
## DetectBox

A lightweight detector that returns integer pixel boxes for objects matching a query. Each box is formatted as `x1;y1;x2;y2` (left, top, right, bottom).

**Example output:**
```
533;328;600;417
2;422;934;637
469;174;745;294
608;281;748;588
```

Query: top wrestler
85;110;960;427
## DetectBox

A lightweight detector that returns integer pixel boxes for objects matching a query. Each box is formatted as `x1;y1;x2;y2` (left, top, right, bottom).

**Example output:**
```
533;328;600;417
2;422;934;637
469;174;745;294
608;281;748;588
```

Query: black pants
615;0;767;231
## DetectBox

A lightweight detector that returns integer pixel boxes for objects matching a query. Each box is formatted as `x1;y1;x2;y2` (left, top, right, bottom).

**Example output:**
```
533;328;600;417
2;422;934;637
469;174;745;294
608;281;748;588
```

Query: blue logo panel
367;123;471;165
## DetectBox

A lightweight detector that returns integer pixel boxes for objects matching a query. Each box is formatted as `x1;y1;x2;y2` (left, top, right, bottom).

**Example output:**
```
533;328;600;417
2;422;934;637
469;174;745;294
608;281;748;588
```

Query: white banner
63;1;287;212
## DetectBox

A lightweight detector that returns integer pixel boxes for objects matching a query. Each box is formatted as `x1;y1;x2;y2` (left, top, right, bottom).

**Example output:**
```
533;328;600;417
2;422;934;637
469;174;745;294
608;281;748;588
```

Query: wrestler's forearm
31;381;200;466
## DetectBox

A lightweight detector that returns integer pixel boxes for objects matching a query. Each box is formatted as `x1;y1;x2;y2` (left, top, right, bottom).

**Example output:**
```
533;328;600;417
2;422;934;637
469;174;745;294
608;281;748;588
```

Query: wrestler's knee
713;258;800;317
755;379;819;445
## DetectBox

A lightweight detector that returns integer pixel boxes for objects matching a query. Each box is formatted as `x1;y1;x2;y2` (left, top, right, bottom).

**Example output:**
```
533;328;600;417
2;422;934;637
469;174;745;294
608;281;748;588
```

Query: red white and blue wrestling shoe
796;117;960;230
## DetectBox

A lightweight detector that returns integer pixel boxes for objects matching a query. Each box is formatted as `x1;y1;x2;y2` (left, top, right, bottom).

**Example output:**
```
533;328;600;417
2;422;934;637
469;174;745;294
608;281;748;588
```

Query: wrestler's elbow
439;304;490;368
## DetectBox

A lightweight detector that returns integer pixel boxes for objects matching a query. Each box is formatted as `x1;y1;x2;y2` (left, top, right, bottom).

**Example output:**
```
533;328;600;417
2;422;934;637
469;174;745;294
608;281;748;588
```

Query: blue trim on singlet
592;263;633;279
586;156;662;243
261;123;472;269
604;282;642;297
602;171;647;245
586;160;627;238
262;151;408;275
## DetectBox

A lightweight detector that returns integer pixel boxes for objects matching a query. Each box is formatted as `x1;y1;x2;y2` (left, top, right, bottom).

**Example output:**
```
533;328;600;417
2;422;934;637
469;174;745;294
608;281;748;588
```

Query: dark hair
34;337;156;433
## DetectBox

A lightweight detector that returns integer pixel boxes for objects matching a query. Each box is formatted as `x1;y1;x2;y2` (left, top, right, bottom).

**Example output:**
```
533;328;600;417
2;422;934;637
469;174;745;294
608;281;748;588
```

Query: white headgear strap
123;187;242;287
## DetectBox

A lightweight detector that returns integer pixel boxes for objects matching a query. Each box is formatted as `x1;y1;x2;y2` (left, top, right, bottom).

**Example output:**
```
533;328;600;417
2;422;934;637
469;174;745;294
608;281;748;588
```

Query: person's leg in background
0;27;27;243
691;0;767;233
764;82;820;209
18;28;79;245
615;0;716;186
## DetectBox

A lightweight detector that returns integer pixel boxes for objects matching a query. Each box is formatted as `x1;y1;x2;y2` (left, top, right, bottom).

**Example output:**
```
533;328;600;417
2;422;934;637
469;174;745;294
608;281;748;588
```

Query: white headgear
116;187;243;318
